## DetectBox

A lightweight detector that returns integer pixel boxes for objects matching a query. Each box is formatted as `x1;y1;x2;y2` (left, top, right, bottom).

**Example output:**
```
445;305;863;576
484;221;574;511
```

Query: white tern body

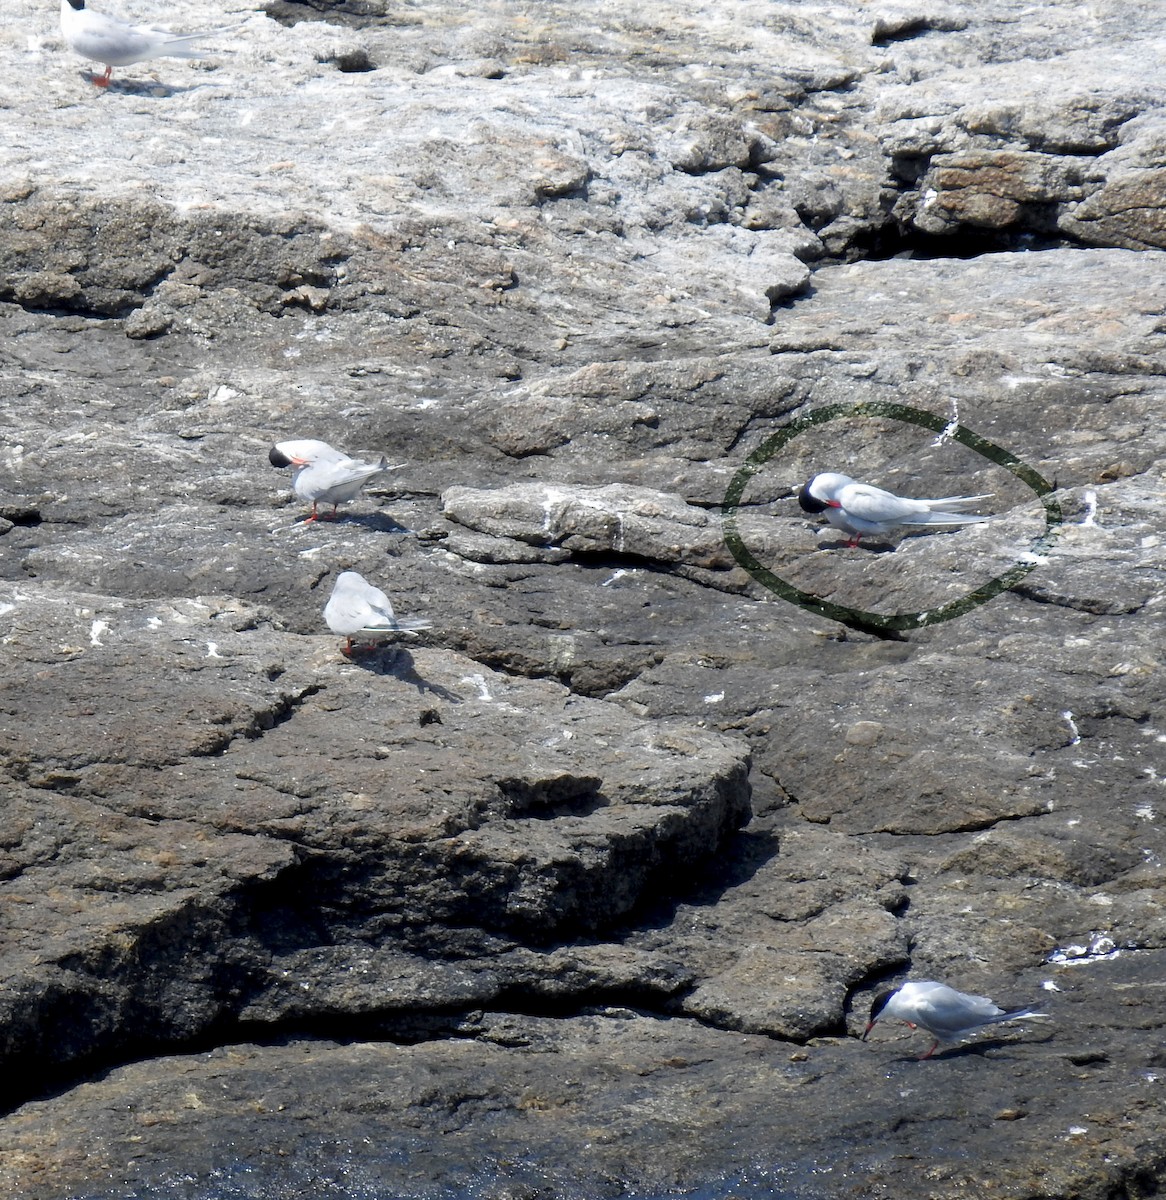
799;472;991;546
323;571;431;653
60;0;234;86
269;439;401;522
863;980;1046;1058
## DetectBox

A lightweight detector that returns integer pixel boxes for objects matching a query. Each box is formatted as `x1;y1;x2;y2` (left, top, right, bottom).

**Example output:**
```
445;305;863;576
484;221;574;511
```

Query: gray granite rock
2;0;1166;1195
0;584;749;1079
3;965;1166;1200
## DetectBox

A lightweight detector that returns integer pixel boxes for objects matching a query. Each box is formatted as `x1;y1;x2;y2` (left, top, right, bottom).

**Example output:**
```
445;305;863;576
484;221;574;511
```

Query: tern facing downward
60;0;236;87
799;472;991;547
269;439;402;523
863;980;1047;1059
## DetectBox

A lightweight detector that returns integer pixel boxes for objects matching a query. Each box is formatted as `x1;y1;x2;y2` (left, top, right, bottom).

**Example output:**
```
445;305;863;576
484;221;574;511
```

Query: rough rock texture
6;974;1166;1200
0;588;750;1081
2;0;1166;1196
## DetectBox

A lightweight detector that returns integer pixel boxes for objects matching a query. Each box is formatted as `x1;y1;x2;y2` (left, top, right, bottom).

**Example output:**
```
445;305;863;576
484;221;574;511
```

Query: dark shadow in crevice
262;0;421;29
0;807;769;1115
871;16;968;46
600;827;782;944
852;221;1078;262
0;505;42;527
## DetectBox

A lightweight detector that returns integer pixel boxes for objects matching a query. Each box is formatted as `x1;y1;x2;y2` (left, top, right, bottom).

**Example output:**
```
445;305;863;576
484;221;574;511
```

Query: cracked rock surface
1;0;1166;1196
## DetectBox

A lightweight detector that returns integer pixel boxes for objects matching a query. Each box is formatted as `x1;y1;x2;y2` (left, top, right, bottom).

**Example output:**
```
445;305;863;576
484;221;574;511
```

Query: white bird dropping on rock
862;980;1047;1059
269;439;402;524
59;0;236;88
798;472;992;547
324;570;431;655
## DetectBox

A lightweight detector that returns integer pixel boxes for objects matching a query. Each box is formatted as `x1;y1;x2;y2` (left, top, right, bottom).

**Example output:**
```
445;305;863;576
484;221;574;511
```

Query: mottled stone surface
1;0;1165;1195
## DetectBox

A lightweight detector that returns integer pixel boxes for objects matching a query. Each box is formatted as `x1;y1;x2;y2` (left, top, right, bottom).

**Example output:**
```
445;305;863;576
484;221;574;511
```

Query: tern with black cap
862;980;1046;1059
60;0;237;87
269;438;402;524
798;472;991;547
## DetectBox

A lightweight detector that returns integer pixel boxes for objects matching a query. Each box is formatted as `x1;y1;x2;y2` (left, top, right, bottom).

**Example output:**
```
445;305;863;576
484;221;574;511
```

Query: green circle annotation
721;401;1063;632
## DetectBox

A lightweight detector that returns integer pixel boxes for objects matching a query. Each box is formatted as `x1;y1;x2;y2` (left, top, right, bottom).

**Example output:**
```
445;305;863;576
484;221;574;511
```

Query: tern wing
899;509;991;527
297;457;390;505
71;13;228;64
316;457;394;490
919;493;994;508
315;459;384;489
996;1006;1046;1022
917;986;1006;1034
391;618;432;633
837;482;930;523
67;11;159;63
325;576;396;634
351;582;397;629
136;30;221;60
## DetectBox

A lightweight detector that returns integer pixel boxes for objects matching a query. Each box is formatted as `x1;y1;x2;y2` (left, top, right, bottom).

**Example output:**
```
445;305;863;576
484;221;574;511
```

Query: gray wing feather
71;15;156;62
314;459;390;491
839;483;931;523
917;988;1001;1034
390;618;432;633
899;509;991;526
841;484;991;526
297;457;393;504
325;577;394;634
70;13;229;64
916;493;994;507
350;581;396;629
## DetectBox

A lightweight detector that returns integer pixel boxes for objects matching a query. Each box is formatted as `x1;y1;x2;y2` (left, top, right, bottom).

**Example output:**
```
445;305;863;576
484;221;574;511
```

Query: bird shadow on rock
88;74;201;98
818;537;897;554
891;1031;1055;1063
301;511;413;534
348;644;462;703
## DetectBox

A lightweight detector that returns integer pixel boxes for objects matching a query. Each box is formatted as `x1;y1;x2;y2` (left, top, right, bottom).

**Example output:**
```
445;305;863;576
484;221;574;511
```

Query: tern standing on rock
269;439;402;524
324;571;431;655
798;472;992;547
862;980;1047;1059
59;0;236;88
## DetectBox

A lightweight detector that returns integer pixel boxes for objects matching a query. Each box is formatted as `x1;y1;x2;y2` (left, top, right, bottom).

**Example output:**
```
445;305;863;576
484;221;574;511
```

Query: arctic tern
862;980;1047;1059
324;571;431;655
269;439;402;523
798;472;991;547
60;0;236;87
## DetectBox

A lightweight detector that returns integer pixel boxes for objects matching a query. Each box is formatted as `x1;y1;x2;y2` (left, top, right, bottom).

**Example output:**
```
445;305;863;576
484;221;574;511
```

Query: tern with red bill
798;472;991;547
269;439;402;523
862;980;1046;1059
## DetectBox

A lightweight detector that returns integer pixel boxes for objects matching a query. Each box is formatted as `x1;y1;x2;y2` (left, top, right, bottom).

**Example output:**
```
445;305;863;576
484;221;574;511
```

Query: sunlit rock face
1;0;1165;1195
